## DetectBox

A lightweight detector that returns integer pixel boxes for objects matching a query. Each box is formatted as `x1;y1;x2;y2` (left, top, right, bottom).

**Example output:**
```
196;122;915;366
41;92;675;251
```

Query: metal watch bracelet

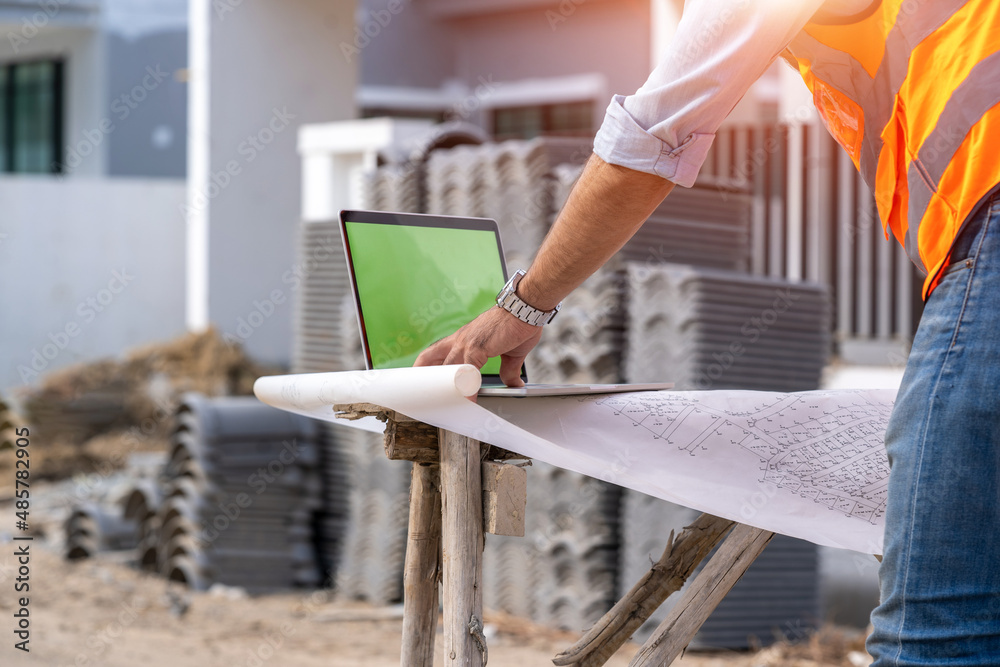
495;269;561;326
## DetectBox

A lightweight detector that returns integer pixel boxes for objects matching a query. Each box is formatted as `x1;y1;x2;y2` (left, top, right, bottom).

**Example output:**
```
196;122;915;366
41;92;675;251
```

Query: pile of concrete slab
63;453;163;562
483;462;622;632
624;263;830;391
332;428;410;604
121;477;162;570
619;491;820;648
363;162;421;213
152;394;323;591
65;501;138;561
0;395;16;449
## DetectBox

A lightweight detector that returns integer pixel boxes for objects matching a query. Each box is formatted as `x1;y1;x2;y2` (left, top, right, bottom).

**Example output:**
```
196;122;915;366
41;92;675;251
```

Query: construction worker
416;1;1000;663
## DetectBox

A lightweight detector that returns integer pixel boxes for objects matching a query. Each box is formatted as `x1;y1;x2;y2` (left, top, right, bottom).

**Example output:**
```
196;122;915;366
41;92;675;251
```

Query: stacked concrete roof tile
292;221;355;374
121;477;162;570
332;428;409;604
624;263;830;391
483;462;621;632
153;394;323;591
0;395;16;449
65;501;138;561
526;268;625;384
362;162;421;213
619;491;820;649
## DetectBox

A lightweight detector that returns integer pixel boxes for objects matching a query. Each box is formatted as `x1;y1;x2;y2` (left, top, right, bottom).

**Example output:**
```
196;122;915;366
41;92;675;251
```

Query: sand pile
8;329;272;483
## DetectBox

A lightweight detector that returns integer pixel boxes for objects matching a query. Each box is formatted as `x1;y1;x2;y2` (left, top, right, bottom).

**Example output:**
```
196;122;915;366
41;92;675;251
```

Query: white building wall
0;177;187;390
0;24;108;177
186;0;357;366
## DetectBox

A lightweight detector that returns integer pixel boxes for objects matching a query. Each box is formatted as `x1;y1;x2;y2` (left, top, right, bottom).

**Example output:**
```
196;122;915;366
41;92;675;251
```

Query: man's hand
414;306;542;387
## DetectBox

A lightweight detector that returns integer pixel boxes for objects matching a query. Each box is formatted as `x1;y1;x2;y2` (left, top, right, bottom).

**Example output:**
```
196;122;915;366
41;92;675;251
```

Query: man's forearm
517;154;675;310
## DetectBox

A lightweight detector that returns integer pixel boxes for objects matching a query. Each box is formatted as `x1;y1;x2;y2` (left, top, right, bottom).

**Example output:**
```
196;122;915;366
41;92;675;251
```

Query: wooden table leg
439;429;486;666
401;462;442;667
629;524;775;666
553;513;736;666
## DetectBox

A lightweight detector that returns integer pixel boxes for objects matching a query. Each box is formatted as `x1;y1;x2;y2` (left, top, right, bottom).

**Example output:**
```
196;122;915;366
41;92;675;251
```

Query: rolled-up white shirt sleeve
594;0;827;187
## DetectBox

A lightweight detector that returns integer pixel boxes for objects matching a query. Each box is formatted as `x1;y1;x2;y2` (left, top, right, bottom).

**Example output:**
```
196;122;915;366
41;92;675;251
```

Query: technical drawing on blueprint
593;391;893;527
483;387;896;552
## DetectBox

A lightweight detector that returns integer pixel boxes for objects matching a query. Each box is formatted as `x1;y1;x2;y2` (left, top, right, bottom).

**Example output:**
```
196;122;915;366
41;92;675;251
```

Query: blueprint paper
253;365;893;554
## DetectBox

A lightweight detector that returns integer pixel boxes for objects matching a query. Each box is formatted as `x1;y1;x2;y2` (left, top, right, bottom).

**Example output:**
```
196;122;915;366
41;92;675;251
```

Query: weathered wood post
400;462;442;667
439;429;486;666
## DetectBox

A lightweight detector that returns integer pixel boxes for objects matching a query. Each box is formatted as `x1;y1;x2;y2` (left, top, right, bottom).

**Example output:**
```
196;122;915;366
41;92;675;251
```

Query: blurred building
355;0;783;137
0;0;190;391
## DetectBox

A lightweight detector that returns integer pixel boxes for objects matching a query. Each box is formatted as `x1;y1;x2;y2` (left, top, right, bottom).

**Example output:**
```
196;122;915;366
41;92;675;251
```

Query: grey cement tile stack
153;394;323;592
332;427;410;604
549;168;753;274
64;453;165;562
624;184;753;272
483;462;621;632
292;220;355;375
64;501;138;561
623;263;830;391
120;478;162;570
362;162;421;213
0;394;16;449
526;267;625;384
618;491;821;649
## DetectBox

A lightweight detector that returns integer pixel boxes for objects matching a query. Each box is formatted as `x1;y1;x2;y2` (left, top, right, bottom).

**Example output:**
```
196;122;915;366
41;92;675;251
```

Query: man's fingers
414;339;450;367
444;344;488;369
499;354;527;388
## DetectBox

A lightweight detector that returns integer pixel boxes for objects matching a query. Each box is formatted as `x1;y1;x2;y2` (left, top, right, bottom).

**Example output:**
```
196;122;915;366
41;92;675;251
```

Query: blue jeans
868;193;1000;665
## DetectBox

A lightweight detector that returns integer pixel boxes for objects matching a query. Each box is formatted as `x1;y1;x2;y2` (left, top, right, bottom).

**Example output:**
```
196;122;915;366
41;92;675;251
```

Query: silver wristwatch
495;269;561;326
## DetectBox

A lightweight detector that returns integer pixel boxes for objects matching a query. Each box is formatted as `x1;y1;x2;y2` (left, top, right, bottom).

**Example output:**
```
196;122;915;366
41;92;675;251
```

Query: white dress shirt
593;0;872;186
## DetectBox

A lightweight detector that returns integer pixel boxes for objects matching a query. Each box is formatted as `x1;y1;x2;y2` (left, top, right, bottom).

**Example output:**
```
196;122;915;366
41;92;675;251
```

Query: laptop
339;209;672;397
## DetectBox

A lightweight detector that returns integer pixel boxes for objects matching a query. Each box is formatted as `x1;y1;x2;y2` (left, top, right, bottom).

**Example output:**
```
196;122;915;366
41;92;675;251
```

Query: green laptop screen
344;219;506;373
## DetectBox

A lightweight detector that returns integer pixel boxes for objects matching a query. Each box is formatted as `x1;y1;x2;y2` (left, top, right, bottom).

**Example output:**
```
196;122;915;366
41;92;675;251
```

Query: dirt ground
0;515;871;667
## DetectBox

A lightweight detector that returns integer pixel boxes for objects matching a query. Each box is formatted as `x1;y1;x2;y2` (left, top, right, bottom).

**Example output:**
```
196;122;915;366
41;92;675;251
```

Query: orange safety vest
787;0;1000;297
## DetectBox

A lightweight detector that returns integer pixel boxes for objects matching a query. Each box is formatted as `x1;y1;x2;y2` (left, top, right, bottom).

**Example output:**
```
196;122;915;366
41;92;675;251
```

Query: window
492;101;594;141
0;60;63;174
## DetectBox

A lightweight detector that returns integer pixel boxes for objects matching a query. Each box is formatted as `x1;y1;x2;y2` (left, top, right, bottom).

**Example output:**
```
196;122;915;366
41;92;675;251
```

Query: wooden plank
629;524;775;667
401;463;442;667
386;420;440;463
333;402;418;422
481;461;526;537
553;513;735;667
439;429;486;666
335;402;522;463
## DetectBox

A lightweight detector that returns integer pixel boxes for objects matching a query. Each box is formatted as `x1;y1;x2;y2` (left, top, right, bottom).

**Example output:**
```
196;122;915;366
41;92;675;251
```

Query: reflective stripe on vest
788;0;1000;297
